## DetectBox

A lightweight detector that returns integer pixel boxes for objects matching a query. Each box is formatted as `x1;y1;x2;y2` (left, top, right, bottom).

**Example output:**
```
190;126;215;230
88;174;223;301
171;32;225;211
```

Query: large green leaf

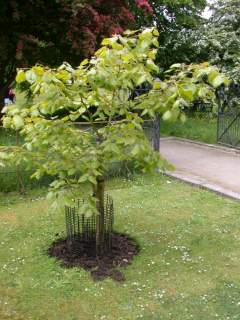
16;70;26;83
179;84;196;101
13;115;24;129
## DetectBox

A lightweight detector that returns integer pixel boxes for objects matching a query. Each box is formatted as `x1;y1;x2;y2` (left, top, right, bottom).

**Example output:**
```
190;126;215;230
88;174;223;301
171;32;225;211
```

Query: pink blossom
135;0;153;13
111;26;124;35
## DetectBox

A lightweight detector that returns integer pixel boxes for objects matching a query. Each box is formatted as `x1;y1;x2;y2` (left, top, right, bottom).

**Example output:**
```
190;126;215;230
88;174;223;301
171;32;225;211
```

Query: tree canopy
1;28;228;196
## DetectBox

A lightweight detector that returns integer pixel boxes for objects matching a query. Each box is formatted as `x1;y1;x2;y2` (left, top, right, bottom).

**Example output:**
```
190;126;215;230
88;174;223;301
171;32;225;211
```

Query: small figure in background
8;88;15;103
3;87;15;106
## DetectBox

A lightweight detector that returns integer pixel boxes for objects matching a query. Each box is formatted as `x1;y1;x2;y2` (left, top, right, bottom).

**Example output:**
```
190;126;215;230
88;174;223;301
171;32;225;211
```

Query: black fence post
153;113;160;152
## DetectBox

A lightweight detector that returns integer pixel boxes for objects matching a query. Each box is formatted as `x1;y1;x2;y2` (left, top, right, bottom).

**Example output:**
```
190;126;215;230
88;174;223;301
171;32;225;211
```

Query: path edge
162;171;240;201
160;136;240;156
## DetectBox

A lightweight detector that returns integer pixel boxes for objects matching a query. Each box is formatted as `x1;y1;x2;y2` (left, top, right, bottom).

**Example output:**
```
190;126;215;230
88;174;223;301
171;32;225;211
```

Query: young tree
0;28;228;255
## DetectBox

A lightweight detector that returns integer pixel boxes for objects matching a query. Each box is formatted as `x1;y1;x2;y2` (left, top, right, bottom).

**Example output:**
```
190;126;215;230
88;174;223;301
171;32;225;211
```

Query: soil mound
48;233;139;282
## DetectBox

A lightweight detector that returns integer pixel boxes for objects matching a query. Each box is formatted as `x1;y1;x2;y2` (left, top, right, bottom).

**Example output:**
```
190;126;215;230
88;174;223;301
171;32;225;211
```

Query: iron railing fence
217;83;240;149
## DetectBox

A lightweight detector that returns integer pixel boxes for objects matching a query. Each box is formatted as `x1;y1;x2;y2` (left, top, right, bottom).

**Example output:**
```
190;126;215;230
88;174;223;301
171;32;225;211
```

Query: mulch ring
48;233;139;282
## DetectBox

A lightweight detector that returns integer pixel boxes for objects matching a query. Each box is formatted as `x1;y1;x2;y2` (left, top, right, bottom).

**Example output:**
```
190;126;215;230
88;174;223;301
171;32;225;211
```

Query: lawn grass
0;127;19;146
161;116;217;145
0;174;240;320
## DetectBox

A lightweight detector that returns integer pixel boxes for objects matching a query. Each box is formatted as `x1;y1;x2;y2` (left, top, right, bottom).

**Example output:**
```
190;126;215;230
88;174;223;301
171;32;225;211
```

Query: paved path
159;137;240;200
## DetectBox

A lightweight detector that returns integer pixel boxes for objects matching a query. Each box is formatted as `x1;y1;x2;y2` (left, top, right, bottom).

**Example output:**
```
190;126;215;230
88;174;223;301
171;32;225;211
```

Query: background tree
132;0;207;69
200;0;240;83
0;0;147;107
0;28;227;255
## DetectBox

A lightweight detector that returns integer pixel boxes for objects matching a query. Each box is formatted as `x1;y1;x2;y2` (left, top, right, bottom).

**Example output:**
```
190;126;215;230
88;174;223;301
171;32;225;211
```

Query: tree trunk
16;131;25;194
95;175;105;256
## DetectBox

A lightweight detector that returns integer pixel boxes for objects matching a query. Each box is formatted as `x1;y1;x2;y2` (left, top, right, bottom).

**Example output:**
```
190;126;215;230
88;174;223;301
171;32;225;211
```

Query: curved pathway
160;137;240;200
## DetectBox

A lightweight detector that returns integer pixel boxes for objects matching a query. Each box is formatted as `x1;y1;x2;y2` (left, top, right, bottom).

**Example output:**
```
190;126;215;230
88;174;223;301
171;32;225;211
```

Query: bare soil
48;233;139;282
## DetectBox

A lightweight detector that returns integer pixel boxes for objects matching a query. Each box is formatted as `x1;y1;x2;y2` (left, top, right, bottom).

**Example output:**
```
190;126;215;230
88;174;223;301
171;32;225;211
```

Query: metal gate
217;84;240;149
